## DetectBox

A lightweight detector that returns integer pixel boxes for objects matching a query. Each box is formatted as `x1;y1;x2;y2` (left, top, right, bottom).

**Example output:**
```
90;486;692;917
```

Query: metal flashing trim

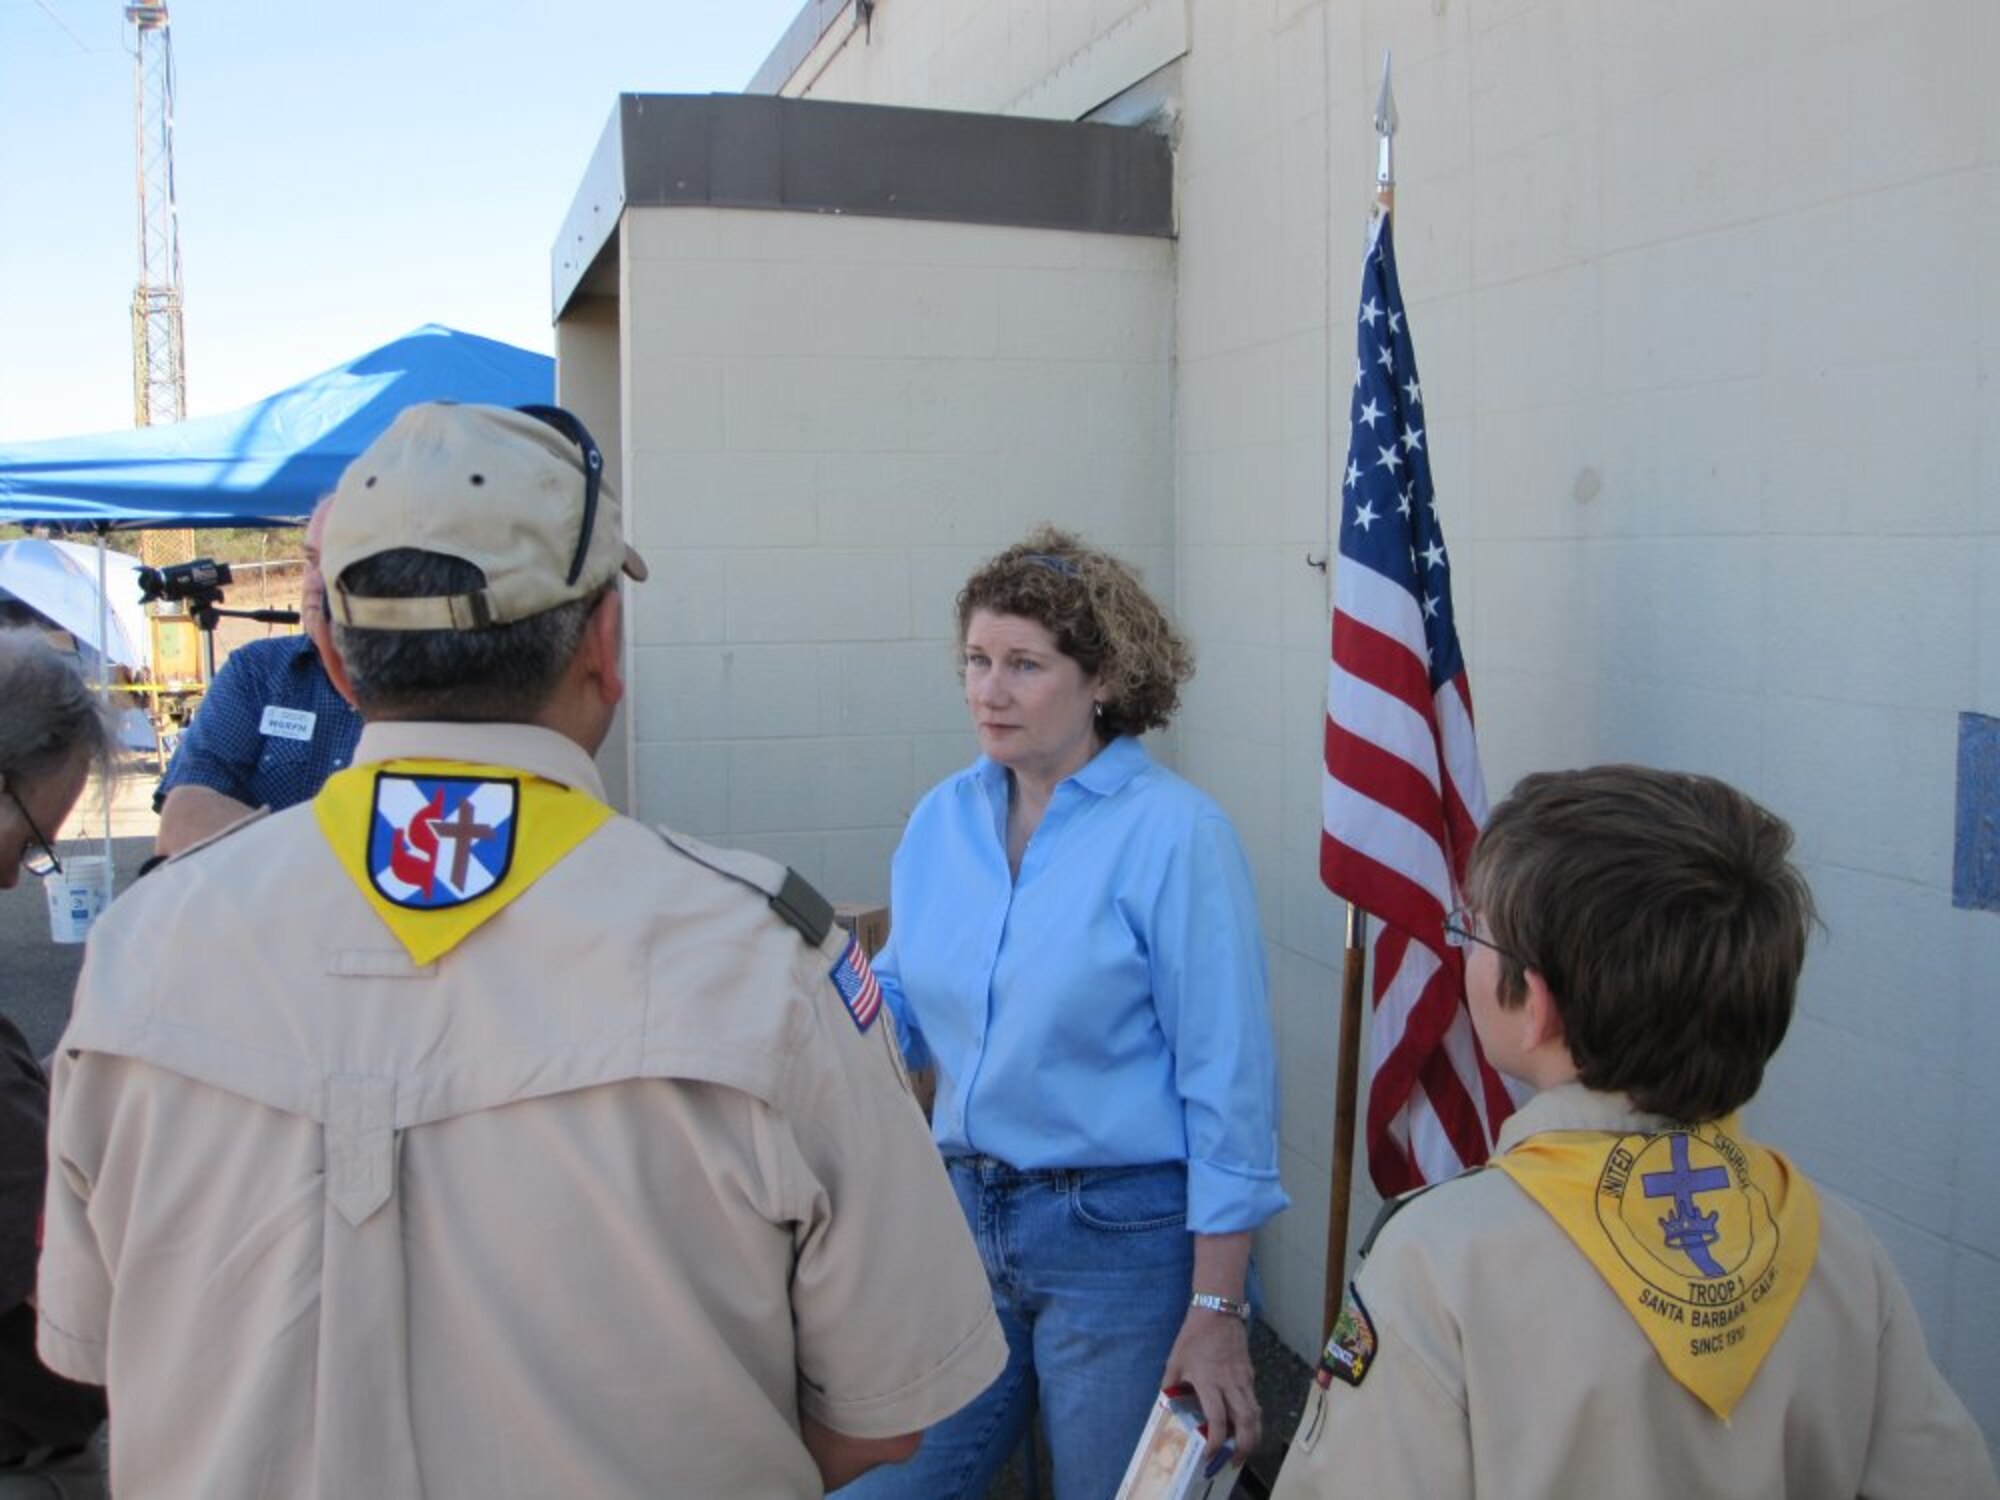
550;98;633;315
552;92;1174;318
746;0;849;97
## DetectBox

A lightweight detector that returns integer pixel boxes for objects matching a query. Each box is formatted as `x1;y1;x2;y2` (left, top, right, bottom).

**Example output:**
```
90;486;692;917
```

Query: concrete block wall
778;0;1185;121
555;297;634;812
1164;2;1349;1372
612;205;1175;906
756;0;2000;1445
1168;0;2000;1439
1330;1;2000;1447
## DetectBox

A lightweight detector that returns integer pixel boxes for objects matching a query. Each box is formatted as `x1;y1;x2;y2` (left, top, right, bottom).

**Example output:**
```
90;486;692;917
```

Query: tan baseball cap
323;402;647;631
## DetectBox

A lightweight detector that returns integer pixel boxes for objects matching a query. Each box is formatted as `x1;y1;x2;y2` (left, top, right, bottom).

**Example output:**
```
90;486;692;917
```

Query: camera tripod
137;559;301;680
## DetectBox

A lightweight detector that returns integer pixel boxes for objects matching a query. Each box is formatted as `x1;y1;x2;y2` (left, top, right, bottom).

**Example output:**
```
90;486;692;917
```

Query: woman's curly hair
955;525;1193;739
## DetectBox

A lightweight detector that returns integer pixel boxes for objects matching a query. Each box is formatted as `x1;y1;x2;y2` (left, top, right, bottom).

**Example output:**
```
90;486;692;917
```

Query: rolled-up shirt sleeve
869;936;933;1075
154;648;266;807
1150;814;1289;1234
153;638;359;815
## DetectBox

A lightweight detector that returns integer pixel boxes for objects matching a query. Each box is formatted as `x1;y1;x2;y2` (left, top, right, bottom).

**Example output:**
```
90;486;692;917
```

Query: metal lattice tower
127;2;186;428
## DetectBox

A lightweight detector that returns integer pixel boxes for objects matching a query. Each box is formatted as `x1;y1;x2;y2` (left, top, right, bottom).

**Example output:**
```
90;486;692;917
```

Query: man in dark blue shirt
153;500;360;854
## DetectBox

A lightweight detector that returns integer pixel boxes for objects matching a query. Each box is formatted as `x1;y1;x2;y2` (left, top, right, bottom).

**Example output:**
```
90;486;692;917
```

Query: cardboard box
832;901;890;957
1113;1388;1243;1500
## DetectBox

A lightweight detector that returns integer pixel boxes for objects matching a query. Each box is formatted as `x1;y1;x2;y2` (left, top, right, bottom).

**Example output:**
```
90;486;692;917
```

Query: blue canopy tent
0;325;554;862
0;324;554;528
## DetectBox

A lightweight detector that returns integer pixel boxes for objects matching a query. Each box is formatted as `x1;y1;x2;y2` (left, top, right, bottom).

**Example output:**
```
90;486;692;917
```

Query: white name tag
260;706;317;742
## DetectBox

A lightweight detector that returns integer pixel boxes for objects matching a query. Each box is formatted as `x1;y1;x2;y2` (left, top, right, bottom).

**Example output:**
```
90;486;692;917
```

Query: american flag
1320;212;1514;1195
830;935;884;1033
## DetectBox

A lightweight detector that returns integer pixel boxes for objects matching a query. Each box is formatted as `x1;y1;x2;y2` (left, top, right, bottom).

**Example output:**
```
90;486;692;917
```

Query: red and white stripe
1322;549;1513;1195
836;938;885;1031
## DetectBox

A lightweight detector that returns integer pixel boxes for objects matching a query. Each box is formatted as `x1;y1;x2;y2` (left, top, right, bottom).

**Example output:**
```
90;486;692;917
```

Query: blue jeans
836;1157;1192;1500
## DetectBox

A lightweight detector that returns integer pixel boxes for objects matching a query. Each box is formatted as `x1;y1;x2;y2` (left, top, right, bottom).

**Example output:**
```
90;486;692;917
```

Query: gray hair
331;550;597;721
0;629;115;791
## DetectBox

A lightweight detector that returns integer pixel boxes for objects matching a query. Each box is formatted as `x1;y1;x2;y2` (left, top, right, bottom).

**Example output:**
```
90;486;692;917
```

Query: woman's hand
1164;1231;1260;1460
1161;1303;1261;1460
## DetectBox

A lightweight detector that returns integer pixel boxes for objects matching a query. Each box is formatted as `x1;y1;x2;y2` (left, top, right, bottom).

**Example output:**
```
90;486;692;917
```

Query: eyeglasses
1442;904;1519;963
515;404;604;587
7;787;63;879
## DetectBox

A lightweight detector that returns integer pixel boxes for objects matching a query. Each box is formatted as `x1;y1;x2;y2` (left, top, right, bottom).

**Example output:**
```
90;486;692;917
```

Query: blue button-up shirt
155;635;361;814
875;736;1288;1234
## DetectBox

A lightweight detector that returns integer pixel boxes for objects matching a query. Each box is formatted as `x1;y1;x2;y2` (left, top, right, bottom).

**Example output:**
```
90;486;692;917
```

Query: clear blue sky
0;0;808;442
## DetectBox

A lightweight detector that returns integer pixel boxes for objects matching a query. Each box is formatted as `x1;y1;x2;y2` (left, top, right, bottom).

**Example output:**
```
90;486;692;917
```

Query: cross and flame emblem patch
368;774;518;909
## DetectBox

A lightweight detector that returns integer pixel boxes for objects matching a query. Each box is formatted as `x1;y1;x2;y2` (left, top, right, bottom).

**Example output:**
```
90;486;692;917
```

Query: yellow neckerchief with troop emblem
1489;1115;1819;1420
313;757;612;965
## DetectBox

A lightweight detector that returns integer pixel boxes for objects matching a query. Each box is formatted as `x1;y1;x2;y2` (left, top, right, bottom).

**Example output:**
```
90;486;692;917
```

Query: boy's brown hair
1465;765;1817;1122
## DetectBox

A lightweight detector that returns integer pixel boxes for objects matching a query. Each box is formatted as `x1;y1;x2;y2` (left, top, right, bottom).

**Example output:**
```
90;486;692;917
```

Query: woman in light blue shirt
838;529;1287;1500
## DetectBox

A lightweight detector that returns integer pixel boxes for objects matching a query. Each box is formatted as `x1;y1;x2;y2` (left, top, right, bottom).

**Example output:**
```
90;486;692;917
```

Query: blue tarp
0;325;554;528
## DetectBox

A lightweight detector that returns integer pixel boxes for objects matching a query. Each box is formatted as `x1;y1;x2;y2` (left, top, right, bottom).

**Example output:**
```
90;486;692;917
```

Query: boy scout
1275;765;1998;1499
39;403;1005;1498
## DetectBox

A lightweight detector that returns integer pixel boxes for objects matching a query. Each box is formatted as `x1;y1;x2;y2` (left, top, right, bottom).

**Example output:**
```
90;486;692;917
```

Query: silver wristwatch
1188;1292;1251;1322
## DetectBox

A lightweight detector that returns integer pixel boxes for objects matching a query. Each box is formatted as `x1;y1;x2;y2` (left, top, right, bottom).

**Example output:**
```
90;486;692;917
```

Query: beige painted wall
782;0;1185;119
769;0;2000;1444
557;297;634;813
598;205;1175;906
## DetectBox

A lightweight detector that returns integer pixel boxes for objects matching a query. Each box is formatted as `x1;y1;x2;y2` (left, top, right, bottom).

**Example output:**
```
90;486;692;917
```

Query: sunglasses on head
514;404;604;587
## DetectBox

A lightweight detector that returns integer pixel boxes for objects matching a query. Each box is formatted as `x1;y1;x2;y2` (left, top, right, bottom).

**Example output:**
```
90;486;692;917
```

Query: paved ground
3;756;160;1057
4;760;1315;1498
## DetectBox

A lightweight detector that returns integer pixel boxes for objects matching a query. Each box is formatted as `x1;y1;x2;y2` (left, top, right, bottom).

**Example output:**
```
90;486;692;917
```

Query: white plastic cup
44;854;113;945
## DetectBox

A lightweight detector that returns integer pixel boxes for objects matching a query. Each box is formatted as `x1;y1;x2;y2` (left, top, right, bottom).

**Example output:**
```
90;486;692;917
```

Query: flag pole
1325;900;1367;1337
1323;49;1397;1341
1373;49;1397;220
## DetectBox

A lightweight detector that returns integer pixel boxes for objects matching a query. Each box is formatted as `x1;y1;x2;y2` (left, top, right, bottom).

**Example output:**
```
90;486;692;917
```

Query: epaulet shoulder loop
1356;1166;1489;1263
653;826;833;945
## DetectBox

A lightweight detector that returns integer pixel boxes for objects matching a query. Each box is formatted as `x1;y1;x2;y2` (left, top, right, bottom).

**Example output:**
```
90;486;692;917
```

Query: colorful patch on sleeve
368;773;518;908
1317;1282;1377;1388
829;935;883;1032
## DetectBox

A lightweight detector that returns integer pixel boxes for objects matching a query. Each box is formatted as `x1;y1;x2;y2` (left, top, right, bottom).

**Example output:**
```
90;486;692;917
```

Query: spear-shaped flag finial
1374;50;1398;215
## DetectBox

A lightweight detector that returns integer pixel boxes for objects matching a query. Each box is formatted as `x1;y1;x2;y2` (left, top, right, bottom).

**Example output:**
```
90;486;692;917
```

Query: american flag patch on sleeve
829;935;884;1032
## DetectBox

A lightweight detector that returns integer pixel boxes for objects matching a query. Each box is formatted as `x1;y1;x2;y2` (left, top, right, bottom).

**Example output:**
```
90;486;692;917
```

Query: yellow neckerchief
313;757;612;965
1490;1114;1819;1420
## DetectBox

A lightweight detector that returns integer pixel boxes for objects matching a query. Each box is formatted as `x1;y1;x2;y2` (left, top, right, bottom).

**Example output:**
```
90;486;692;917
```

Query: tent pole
95;524;114;871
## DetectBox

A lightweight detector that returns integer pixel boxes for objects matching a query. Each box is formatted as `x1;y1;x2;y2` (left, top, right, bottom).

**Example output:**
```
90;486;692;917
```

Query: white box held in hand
1113;1386;1243;1500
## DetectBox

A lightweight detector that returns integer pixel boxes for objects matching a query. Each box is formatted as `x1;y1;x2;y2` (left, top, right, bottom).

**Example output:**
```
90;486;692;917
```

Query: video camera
135;556;299;679
137;558;233;609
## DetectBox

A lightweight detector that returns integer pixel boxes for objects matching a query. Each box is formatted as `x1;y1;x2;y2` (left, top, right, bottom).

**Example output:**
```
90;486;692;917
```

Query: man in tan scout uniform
38;402;1006;1499
1275;766;1998;1500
